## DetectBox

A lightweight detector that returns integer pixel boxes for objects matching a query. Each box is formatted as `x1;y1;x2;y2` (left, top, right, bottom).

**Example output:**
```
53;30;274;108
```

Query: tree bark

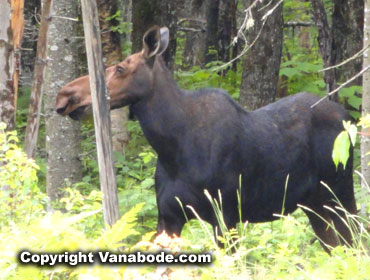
131;0;180;70
332;0;364;85
182;0;207;67
43;0;82;202
21;0;41;87
24;0;52;158
218;0;236;63
311;0;338;100
239;0;283;110
361;0;370;215
204;0;220;65
0;0;24;131
81;0;120;226
97;0;129;154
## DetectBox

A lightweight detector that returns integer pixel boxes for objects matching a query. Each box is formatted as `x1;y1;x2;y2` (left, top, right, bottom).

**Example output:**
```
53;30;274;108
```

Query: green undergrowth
1;123;370;279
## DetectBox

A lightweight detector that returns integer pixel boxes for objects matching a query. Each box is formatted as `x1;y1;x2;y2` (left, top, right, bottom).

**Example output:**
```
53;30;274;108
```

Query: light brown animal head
55;25;169;120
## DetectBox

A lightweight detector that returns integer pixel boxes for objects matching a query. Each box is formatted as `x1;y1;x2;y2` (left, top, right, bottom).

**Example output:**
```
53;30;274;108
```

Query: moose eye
116;66;125;74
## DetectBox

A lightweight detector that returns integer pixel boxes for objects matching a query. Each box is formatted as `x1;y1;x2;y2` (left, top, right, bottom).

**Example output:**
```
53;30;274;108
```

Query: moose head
55;25;169;120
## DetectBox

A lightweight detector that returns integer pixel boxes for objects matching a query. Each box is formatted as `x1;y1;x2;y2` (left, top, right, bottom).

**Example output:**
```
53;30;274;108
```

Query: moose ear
157;27;169;56
143;26;161;58
142;26;170;58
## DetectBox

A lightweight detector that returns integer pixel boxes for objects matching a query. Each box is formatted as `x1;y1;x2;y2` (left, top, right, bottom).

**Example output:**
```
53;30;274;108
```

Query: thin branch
319;44;370;72
284;21;314;27
50;15;79;22
311;65;370;108
213;0;283;72
177;18;206;25
178;27;205;32
261;0;284;21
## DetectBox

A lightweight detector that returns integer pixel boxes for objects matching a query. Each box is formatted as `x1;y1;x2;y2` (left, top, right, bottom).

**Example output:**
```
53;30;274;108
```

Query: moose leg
156;210;186;237
303;207;340;253
328;195;357;247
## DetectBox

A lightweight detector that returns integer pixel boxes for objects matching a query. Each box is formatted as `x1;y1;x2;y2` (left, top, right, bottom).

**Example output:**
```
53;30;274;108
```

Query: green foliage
0;123;46;227
332;121;358;169
78;120;158;237
180;185;370;280
175;65;241;100
0;132;144;279
105;10;132;36
105;10;132;58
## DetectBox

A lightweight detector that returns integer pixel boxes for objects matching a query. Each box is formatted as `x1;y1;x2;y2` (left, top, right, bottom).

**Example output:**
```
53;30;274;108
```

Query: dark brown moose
56;26;357;252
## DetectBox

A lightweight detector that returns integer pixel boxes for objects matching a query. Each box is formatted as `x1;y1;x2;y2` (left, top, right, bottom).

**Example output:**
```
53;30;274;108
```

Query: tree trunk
332;0;364;85
97;0;129;154
218;0;236;63
0;0;24;131
239;0;283;110
44;0;82;202
181;0;207;67
131;0;180;70
24;0;52;158
311;0;338;100
204;0;220;65
81;0;120;226
21;0;41;87
361;0;370;215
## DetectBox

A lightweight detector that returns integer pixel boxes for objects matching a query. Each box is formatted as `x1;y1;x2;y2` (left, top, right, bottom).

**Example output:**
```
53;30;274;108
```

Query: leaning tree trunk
239;0;283;110
0;0;24;131
44;0;82;202
97;0;129;154
361;0;370;215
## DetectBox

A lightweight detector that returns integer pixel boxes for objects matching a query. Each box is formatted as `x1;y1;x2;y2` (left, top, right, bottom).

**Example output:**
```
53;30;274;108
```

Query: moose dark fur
56;26;357;252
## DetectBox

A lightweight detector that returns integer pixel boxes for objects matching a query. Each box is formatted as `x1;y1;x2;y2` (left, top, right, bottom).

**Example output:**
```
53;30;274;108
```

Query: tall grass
179;176;370;280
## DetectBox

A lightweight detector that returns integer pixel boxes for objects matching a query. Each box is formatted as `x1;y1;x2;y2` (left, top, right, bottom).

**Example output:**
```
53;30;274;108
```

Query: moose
56;26;357;252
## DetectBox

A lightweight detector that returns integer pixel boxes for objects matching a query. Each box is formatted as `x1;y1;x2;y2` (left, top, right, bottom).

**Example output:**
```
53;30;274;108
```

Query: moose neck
130;57;186;163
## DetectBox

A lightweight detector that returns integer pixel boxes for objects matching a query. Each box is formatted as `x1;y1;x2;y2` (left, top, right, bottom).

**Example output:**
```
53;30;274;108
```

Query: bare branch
213;0;283;72
284;21;314;27
319;44;370;72
50;15;79;22
177;18;206;25
178;27;204;32
311;65;370;108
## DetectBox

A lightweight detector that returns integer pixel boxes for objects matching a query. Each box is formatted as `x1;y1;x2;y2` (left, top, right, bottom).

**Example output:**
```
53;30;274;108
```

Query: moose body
56;26;357;251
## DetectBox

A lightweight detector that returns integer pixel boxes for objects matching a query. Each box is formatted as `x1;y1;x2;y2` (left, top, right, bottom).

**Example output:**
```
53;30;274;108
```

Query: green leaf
332;131;350;169
347;95;362;110
347;124;358;146
141;178;154;189
280;67;300;78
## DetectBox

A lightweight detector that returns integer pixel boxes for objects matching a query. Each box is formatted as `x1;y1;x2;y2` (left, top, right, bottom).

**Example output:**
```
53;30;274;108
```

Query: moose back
56;26;357;252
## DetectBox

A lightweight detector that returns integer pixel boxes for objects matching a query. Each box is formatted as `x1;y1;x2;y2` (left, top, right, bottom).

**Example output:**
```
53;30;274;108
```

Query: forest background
0;0;370;279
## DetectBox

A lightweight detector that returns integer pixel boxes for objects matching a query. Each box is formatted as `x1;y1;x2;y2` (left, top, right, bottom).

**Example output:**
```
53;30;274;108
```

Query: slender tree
311;0;337;99
24;0;52;158
43;0;82;202
361;0;370;214
218;0;236;63
204;0;220;65
97;0;129;154
0;0;24;130
239;0;284;110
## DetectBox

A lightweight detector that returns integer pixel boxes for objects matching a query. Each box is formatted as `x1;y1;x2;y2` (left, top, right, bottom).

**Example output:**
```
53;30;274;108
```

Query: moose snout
56;105;67;115
55;94;70;116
